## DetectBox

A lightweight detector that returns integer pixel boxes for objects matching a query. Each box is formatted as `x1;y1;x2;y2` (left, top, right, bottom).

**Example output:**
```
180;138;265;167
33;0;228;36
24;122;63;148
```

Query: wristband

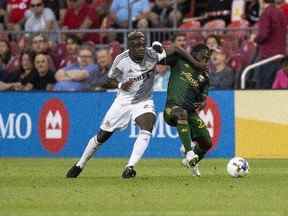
118;83;122;89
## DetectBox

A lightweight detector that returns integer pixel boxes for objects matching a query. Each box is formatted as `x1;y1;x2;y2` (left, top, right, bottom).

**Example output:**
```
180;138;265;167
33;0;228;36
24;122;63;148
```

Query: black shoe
122;166;136;179
66;165;82;178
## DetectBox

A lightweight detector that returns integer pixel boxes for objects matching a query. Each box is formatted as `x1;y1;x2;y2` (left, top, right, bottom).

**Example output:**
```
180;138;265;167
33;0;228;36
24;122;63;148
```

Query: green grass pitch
0;158;288;216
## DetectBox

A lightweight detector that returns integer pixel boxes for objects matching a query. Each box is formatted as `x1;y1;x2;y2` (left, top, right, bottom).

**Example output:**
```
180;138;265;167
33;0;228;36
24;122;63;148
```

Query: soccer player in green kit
160;43;212;176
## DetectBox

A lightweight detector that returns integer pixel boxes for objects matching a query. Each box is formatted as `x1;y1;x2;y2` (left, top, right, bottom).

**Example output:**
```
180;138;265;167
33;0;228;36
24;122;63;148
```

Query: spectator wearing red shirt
62;0;101;44
252;0;287;89
6;0;30;31
58;34;81;68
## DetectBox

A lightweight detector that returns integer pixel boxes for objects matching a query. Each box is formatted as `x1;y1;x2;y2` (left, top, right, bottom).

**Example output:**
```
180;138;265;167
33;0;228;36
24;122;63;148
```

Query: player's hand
119;80;134;91
152;41;163;53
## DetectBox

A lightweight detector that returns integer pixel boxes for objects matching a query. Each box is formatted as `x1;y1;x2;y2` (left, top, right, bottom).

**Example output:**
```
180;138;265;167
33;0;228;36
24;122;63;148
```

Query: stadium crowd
0;0;288;91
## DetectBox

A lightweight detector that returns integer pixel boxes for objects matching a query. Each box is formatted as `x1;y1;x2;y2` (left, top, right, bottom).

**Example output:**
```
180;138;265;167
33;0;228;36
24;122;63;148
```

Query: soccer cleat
181;158;201;176
186;150;199;168
181;158;189;168
191;163;201;177
122;166;136;179
66;165;82;178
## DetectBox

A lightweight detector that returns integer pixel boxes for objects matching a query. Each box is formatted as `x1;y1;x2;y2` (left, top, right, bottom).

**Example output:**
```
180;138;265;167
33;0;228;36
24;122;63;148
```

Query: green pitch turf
0;159;287;216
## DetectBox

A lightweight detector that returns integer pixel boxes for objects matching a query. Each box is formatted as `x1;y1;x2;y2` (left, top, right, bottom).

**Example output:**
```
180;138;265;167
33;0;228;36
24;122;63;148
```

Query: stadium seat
202;19;226;38
227;20;250;41
179;20;203;46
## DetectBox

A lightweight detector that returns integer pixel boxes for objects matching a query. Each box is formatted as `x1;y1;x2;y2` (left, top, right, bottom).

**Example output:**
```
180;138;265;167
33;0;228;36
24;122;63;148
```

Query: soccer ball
226;157;249;177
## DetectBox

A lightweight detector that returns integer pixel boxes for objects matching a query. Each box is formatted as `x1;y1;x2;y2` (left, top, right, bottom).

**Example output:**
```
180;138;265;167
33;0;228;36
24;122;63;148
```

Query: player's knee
196;138;212;151
96;130;113;143
172;107;188;121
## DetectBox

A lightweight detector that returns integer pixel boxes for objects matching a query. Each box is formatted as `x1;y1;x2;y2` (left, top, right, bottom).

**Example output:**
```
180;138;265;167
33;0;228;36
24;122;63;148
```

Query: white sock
127;130;151;167
76;136;101;169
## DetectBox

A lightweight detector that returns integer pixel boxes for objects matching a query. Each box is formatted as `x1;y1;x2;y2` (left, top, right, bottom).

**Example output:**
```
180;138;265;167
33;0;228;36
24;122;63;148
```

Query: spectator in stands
244;0;260;25
30;33;56;70
148;0;182;28
0;1;6;30
205;34;222;50
62;0;101;44
0;39;19;74
58;34;81;68
110;0;150;28
209;47;234;89
205;0;232;25
173;32;187;50
54;45;98;91
272;56;288;89
6;0;30;31
24;0;59;41
43;0;67;22
12;49;36;91
91;48;115;90
32;53;56;90
252;0;287;89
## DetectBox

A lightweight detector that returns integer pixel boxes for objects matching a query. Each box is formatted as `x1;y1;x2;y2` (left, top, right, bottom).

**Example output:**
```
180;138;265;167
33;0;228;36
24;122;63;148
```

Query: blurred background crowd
0;0;288;91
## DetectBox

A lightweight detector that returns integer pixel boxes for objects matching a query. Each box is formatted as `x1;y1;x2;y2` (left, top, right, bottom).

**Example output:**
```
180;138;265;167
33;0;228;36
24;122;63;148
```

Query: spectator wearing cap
24;0;59;41
54;45;98;91
210;47;234;89
272;56;288;89
252;0;287;89
31;53;56;90
62;0;101;44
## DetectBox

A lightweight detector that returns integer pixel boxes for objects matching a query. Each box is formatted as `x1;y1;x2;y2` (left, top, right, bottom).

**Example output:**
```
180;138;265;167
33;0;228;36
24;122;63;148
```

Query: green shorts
164;105;211;142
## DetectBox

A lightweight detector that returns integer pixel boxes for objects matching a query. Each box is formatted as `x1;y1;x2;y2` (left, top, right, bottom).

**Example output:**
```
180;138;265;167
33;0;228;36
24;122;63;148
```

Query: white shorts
100;99;155;132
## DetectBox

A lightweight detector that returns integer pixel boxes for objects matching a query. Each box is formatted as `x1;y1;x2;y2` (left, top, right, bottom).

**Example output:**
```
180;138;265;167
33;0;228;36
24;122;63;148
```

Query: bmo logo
0;113;32;139
198;96;221;147
39;98;69;153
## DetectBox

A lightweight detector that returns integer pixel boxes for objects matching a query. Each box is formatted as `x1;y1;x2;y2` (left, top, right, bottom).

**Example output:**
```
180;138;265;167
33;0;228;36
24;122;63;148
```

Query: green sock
176;121;192;153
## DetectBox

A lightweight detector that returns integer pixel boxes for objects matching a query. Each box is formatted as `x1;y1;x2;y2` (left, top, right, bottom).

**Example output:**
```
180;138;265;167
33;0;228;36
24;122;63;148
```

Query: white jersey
108;47;166;104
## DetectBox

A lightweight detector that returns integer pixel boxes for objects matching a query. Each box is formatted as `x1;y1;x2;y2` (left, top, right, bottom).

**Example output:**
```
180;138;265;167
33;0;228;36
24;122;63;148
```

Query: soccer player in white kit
66;31;166;178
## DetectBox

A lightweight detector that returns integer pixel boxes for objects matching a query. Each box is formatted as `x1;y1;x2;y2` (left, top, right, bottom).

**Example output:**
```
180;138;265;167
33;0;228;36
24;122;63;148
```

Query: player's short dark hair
127;31;145;48
191;43;210;55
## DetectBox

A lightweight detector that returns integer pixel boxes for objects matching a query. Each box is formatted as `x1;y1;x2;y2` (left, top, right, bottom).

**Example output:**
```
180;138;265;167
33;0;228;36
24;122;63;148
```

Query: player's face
130;36;145;62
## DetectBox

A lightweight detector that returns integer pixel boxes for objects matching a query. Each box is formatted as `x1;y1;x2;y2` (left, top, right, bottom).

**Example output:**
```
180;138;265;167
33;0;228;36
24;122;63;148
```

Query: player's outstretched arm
174;47;207;70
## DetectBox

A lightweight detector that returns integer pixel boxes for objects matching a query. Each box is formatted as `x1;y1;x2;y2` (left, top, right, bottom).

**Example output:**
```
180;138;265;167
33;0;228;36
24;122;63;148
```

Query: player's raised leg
122;112;155;179
66;130;113;178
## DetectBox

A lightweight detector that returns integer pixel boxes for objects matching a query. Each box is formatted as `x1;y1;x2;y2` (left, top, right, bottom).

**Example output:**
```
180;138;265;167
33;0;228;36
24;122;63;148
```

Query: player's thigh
132;99;156;132
100;100;132;132
189;114;211;143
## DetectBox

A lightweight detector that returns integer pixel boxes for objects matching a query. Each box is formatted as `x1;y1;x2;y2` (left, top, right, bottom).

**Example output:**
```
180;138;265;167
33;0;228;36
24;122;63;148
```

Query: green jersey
164;53;209;112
